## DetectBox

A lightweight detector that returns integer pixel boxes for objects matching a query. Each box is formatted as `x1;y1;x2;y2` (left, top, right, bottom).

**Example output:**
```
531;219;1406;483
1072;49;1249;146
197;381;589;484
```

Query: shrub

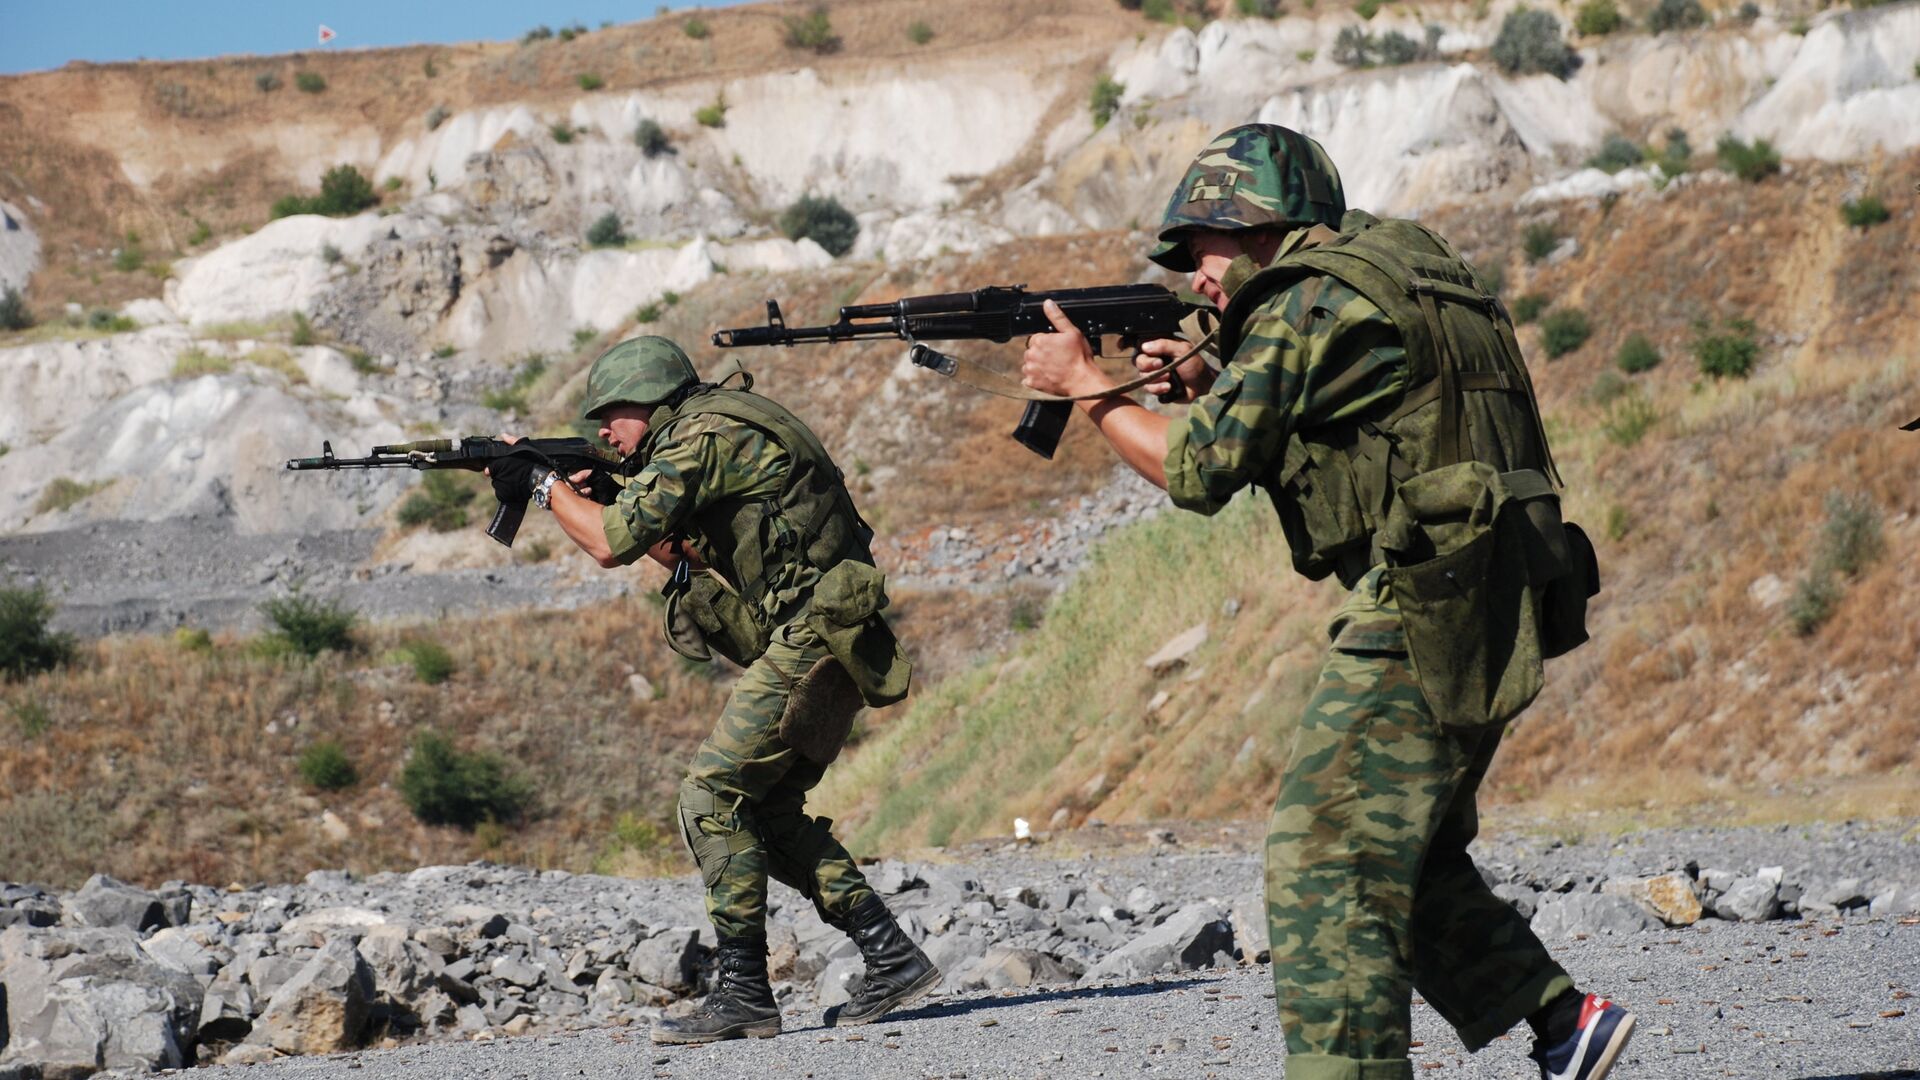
1737;0;1761;19
784;6;841;53
187;220;212;246
1715;134;1780;182
634;302;664;323
779;194;859;257
1;582;76;681
558;23;586;42
1586;134;1643;173
587;212;626;248
1375;28;1438;65
86;309;136;333
1510;293;1548;324
635;118;671;157
34;477;106;516
550;123;576;144
397;470;478;531
1647;0;1708;31
1614;332;1661;373
255;71;282;93
1539;307;1591;358
426;105;449;131
1574;0;1623;34
1236;0;1287;13
1355;0;1382;18
1586;369;1631;406
174;626;213;652
1816;491;1884;577
294;71;327;94
572;327;599;349
399;731;532;829
321;243;343;265
260;592;356;656
1522;221;1561;262
1693;317;1759;378
694;97;728;128
424;57;439;78
1841;195;1890;228
577;72;605;91
0;287;32;331
1491;9;1576;79
298;741;359;790
908;20;935;43
291;312;316;346
1656;127;1692;176
13;699;52;739
1787;571;1838;635
397;639;456;684
682;16;710;39
114;235;144;273
1332;26;1377;66
273;165;378;219
524;25;554;43
1600;394;1657;446
172;348;233;378
1091;74;1126;128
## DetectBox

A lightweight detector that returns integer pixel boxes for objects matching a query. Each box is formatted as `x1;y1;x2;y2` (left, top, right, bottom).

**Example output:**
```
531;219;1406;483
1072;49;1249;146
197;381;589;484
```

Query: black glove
488;454;543;503
583;469;621;505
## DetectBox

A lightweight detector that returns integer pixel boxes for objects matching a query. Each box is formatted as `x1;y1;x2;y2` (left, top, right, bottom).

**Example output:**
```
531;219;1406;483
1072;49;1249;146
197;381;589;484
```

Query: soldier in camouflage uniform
1021;125;1633;1080
488;336;936;1044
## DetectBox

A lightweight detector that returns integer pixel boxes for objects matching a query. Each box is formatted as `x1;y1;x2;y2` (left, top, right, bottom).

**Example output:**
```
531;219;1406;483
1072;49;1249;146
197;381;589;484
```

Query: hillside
1;0;1918;888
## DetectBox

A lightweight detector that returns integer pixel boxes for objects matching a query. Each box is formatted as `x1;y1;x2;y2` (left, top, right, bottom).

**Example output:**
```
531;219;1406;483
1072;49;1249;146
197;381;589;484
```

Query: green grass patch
1715;135;1780;182
395;639;456;685
1090;74;1125;129
172;348;233;378
34;478;108;516
577;72;605;91
1600;394;1657;447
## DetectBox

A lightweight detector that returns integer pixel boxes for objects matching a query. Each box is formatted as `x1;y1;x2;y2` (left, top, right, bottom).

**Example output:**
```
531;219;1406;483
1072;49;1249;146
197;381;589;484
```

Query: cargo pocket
663;570;772;668
804;561;912;708
778;656;866;766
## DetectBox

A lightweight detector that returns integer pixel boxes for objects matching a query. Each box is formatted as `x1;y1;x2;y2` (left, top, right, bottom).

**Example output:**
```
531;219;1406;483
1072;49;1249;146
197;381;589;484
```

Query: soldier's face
1185;232;1248;308
598;404;657;456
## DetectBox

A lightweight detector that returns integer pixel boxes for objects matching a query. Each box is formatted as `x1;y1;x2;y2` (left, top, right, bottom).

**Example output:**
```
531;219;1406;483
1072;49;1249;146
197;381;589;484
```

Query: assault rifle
712;284;1207;459
286;436;619;547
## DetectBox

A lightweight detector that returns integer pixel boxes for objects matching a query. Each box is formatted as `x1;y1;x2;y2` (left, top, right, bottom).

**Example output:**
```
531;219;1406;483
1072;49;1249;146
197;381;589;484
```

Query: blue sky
0;1;756;75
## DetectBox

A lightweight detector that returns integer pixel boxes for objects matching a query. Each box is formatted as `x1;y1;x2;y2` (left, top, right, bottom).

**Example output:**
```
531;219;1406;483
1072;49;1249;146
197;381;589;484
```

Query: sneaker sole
649;1019;782;1045
1582;1012;1636;1080
833;966;941;1027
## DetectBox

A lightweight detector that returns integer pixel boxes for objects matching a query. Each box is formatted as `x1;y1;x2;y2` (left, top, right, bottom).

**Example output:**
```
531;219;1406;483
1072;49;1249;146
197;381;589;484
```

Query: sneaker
1530;994;1636;1080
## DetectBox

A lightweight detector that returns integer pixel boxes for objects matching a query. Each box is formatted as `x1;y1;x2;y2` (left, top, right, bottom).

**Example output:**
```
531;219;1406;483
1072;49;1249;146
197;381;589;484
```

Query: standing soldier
487;336;936;1043
1020;125;1630;1080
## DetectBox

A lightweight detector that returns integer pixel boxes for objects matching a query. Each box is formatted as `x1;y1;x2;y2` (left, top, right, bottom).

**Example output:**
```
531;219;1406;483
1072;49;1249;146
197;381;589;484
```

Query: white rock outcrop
0;197;40;294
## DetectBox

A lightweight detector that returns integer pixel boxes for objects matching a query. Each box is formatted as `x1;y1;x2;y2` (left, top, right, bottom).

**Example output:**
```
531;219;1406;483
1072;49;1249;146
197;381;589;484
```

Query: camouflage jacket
1164;227;1411;516
602;413;821;620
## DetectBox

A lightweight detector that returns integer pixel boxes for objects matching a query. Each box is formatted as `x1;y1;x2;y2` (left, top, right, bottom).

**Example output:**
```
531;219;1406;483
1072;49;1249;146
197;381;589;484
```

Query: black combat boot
650;934;782;1044
833;895;940;1026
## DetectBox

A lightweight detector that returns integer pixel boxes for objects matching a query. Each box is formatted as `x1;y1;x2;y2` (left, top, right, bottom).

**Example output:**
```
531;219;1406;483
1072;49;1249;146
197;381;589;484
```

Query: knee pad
677;780;759;889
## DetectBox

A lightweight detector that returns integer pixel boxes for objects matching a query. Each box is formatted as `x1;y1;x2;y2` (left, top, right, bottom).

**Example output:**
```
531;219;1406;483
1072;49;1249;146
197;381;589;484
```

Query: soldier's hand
1021;299;1107;399
1134;338;1215;403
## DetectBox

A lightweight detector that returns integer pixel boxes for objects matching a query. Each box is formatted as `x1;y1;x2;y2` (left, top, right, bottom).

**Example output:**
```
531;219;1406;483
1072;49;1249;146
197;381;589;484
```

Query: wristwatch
530;469;560;510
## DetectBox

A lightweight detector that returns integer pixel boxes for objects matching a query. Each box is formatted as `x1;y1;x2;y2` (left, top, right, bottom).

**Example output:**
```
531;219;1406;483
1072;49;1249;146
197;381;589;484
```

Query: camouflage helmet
1147;124;1347;273
580;336;698;419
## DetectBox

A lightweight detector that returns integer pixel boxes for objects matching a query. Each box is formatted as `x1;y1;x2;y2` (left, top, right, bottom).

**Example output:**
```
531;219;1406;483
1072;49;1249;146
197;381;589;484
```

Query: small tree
259;592;356;656
1491;10;1577;79
784;6;842;53
400;731;532;829
319;164;377;214
0;287;33;331
779;194;859;257
1647;0;1708;32
298;741;359;791
634;118;672;157
1236;0;1287;14
1539;307;1591;358
1;582;76;682
587;212;627;248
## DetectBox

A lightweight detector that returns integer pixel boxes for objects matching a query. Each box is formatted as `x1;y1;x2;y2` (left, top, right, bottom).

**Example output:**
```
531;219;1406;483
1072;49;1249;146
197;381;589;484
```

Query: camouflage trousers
678;618;875;940
1266;569;1573;1080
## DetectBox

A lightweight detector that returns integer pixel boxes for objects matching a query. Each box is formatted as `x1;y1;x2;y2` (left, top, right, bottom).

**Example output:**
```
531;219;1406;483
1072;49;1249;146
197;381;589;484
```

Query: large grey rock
198;963;256;1043
247;954;307;1002
813;956;863;1009
1530;893;1660;937
246;936;374;1055
1079;903;1235;983
625;928;703;995
489;955;543;988
141;926;228;980
278;906;391;941
356;925;436;1005
1493;884;1540;921
962;947;1082;991
924;930;991;990
1600;874;1702;926
0;927;201;1080
1710;878;1780;923
1800;878;1870;917
60;875;171;933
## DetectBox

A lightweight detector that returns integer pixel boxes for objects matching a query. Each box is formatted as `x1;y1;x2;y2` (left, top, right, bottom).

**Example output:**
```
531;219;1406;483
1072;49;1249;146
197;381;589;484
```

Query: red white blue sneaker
1530;994;1636;1080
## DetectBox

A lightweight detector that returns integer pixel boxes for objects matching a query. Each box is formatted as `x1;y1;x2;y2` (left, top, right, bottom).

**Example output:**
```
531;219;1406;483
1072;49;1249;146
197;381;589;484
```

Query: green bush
682;16;710;39
634;302;663;323
524;25;554;43
635;118;671;157
587;211;626;248
1510;293;1548;324
291;312;316;346
255;71;282;93
1375;28;1438;65
1539;307;1591;358
779;194;860;257
784;6;841;53
550;123;576;145
1656;127;1692;176
1;583;76;682
114;234;144;273
13;699;52;739
0;287;32;331
86;309;136;333
397;639;456;685
260;592;356;656
174;626;213;652
1091;74;1126;128
1586;369;1631;406
397;470;478;531
558;22;586;41
271;164;379;219
1614;333;1661;373
577;72;605;91
1787;571;1838;635
1715;134;1780;182
298;740;359;790
1332;26;1376;66
1355;0;1382;18
1574;0;1623;34
1737;1;1761;20
1600;394;1657;446
908;20;935;43
1841;195;1891;228
399;731;532;829
695;98;727;128
1491;9;1576;79
294;71;327;94
187;220;212;246
1815;491;1884;577
1522;221;1561;263
1586;134;1644;173
1647;0;1708;31
1236;0;1286;14
1693;317;1759;378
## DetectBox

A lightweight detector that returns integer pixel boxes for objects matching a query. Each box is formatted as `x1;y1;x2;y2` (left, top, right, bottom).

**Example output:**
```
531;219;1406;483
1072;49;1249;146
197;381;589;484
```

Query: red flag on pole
318;25;337;44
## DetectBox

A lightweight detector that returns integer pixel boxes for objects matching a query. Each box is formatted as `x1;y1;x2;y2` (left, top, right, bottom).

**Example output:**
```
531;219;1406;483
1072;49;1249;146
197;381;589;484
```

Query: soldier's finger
1041;299;1078;336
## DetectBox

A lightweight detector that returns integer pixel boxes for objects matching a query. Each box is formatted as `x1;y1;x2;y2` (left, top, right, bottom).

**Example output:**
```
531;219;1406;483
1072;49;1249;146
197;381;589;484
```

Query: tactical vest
1217;210;1560;589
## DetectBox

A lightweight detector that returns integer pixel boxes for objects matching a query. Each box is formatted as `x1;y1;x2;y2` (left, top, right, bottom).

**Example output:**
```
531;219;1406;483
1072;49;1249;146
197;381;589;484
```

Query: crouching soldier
487;335;936;1042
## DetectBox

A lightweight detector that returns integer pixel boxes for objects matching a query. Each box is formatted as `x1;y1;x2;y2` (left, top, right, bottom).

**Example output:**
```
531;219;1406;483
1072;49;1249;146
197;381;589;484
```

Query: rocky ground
2;819;1916;1078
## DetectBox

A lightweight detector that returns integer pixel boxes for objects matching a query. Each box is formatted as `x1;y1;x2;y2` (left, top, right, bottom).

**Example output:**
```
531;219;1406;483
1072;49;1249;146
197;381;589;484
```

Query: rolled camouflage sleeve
601;440;700;565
